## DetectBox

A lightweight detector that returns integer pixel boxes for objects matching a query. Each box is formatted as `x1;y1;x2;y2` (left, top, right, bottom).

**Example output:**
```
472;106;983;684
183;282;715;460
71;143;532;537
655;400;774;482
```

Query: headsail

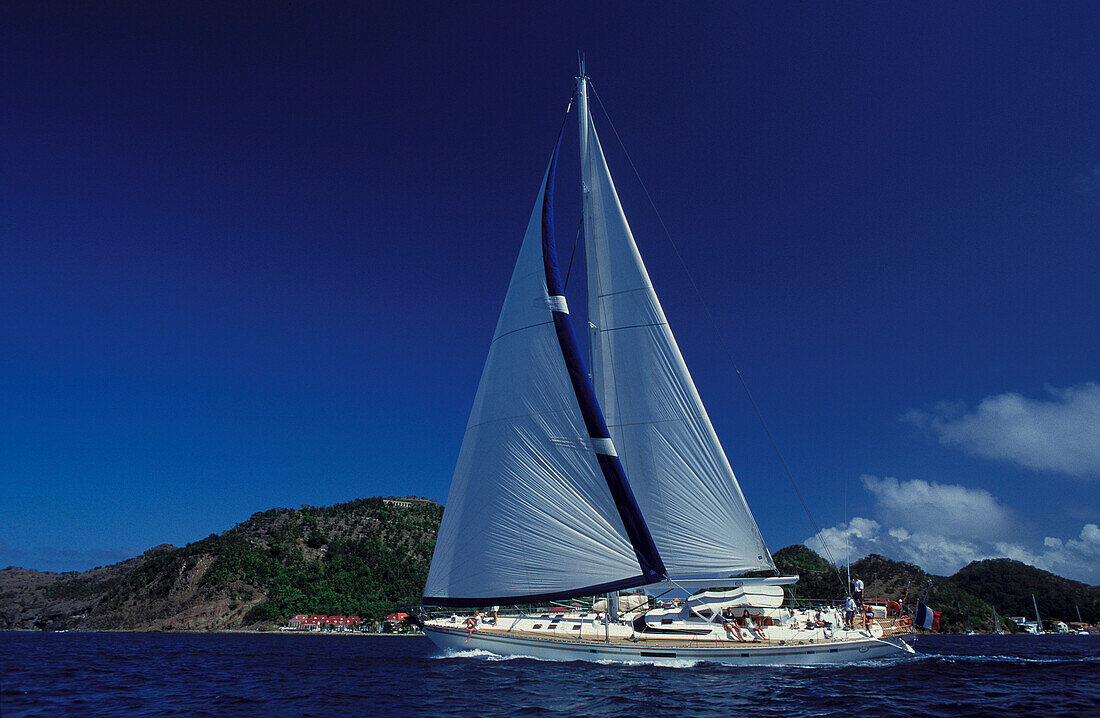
579;78;774;578
423;129;662;607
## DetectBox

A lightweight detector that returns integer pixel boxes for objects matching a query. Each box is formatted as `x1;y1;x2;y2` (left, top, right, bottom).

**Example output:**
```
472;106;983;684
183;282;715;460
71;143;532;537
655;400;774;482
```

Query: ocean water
2;632;1096;717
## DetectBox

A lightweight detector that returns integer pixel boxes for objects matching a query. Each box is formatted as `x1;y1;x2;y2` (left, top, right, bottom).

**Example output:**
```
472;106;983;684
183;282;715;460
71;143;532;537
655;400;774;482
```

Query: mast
577;58;615;626
576;55;599;385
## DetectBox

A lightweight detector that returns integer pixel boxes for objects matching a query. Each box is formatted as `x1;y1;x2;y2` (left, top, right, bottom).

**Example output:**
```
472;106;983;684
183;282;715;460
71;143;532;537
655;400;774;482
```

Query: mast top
577;51;586;80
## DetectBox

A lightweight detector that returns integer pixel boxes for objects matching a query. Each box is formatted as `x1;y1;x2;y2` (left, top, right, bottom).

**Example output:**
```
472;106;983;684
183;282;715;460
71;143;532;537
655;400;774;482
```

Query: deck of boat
435;621;911;650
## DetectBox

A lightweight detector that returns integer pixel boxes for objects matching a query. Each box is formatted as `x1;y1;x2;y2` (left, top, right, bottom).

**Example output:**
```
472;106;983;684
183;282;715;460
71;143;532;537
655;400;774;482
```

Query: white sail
423;161;648;605
580;93;774;577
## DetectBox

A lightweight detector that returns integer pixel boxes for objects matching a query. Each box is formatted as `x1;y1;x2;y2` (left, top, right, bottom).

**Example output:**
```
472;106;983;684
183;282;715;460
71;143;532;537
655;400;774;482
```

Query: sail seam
464;407;577;431
597;286;654;299
599;322;667;333
607;417;694;428
491;320;554;344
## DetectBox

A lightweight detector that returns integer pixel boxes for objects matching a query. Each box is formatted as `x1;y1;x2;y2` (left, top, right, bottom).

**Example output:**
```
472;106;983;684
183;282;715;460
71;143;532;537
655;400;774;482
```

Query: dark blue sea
2;632;1096;717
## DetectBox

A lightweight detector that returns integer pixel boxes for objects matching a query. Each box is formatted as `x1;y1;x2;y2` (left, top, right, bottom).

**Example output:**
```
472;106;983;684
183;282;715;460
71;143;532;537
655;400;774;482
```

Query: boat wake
433;647;707;667
433;648;542;662
926;653;1100;666
595;657;704;668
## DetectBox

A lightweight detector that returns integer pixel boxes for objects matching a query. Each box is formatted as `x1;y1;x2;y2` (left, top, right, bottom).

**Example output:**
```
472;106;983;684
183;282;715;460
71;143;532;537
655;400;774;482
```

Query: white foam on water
433;648;544;662
934;653;1100;665
432;647;706;667
594;657;703;668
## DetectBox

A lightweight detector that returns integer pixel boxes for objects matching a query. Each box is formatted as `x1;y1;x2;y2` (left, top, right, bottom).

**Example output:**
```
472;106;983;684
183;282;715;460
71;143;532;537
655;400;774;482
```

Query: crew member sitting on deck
722;615;745;641
464;610;481;642
742;610;766;640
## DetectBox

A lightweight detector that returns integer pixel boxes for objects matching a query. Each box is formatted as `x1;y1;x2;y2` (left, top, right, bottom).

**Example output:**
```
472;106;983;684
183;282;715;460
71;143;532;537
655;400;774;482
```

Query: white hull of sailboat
424;625;912;666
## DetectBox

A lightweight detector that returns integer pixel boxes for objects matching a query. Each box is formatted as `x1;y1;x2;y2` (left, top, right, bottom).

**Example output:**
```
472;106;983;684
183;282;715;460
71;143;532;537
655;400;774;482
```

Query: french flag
915;600;941;630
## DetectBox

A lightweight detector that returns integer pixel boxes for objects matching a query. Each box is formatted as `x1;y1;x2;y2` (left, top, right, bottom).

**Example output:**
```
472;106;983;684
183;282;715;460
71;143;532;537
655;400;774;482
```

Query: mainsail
423;129;662;607
579;78;774;578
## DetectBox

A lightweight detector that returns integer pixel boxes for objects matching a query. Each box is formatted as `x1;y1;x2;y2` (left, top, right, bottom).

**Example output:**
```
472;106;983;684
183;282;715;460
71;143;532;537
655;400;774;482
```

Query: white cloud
805;517;881;563
991;523;1100;583
860;475;1012;541
904;382;1100;478
805;476;1100;583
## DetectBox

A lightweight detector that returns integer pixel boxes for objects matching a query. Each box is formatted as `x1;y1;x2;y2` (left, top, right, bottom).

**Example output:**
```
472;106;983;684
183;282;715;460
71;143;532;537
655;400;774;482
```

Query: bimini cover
685;585;786;614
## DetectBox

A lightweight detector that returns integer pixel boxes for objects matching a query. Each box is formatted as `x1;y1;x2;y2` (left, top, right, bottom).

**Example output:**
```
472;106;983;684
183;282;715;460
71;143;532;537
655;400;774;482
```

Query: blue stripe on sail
540;117;666;583
423;573;654;609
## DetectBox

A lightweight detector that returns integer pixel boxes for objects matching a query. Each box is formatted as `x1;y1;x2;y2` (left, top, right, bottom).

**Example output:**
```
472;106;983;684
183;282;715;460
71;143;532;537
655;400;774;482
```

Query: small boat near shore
420;62;914;665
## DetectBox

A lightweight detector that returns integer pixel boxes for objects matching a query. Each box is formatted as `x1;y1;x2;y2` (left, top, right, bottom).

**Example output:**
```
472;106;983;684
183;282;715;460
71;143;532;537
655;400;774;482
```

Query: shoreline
2;628;426;636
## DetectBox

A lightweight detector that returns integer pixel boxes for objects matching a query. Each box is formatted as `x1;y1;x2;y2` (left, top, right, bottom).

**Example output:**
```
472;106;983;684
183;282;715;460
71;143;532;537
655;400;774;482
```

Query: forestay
423;158;652;607
580;86;774;578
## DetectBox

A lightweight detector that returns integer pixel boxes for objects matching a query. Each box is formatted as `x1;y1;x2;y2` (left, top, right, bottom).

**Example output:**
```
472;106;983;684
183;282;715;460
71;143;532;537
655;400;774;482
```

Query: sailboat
1032;594;1045;635
419;64;914;665
993;607;1006;635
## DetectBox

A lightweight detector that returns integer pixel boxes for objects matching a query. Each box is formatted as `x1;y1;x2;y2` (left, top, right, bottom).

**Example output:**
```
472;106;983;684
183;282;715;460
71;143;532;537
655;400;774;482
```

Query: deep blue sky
3;2;1098;582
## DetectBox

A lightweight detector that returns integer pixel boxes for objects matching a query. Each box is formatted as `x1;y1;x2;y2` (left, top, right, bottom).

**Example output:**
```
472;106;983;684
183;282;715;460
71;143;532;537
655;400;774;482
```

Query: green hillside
4;498;1096;633
3;498;442;631
950;558;1098;624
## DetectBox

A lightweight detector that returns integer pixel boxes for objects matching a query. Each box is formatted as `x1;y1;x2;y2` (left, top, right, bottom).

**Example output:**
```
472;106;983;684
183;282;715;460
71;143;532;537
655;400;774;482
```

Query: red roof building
286;614;363;631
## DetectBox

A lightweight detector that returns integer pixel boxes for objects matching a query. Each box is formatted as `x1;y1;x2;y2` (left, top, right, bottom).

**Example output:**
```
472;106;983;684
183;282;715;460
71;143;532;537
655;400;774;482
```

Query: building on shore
286;614;361;631
1009;617;1041;634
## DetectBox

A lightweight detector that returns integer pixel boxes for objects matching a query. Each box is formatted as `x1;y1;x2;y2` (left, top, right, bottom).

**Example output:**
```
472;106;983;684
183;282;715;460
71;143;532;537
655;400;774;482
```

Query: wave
433;648;543;662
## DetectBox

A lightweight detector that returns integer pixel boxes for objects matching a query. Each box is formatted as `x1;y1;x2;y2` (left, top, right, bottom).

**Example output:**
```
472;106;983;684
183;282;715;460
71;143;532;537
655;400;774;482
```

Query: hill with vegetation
0;498;442;631
773;546;1098;632
949;558;1098;625
3;499;1095;633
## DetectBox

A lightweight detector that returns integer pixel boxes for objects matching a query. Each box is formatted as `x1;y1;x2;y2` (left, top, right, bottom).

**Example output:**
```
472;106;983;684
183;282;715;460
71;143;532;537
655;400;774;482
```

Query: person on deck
741;610;766;640
464;610;481;642
722;615;745;641
844;596;857;630
853;575;865;608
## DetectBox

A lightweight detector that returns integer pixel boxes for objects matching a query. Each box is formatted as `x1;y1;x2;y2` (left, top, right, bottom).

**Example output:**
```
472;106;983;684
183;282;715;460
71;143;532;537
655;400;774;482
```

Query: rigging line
563;215;584;290
588;81;846;589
